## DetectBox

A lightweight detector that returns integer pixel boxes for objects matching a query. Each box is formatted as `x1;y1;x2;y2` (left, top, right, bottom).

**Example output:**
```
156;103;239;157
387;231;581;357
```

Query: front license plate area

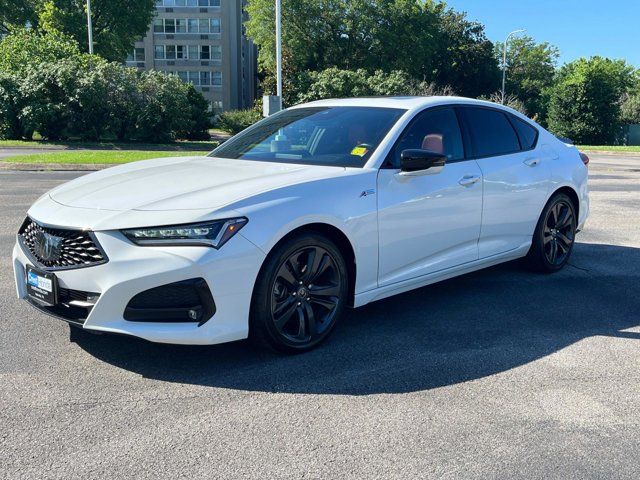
26;265;58;307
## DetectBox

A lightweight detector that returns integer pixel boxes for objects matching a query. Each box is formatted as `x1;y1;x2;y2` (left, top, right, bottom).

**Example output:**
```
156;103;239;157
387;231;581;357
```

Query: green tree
496;35;559;122
431;8;500;97
19;59;80;140
293;68;418;104
246;0;499;98
620;93;640;125
136;71;191;142
547;57;637;144
0;26;84;73
0;0;39;33
0;71;26;139
38;0;156;61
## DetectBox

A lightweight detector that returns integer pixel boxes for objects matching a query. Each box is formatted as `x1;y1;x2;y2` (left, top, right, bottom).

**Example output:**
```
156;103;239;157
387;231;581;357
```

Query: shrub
620;93;640;125
175;84;213;140
215;108;263;134
19;60;79;140
547;57;636;144
0;27;86;73
0;72;26;139
479;92;527;115
135;71;191;142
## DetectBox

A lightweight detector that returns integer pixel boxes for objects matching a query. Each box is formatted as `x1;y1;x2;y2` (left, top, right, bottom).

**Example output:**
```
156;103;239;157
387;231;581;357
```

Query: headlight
122;218;248;248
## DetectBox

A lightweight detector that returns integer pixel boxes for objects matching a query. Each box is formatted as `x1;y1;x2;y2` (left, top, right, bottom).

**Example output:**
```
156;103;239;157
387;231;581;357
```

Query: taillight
579;152;590;166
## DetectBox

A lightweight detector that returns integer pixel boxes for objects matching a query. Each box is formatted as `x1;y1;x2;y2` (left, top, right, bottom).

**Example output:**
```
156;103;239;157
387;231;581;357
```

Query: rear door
458;106;551;258
377;107;483;286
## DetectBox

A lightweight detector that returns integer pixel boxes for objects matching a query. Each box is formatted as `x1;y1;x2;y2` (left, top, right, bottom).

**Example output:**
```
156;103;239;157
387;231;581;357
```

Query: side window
461;107;520;158
510;115;538;150
389;108;464;167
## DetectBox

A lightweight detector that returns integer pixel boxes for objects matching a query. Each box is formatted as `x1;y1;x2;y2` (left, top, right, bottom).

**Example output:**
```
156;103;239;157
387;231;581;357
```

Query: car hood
48;156;345;212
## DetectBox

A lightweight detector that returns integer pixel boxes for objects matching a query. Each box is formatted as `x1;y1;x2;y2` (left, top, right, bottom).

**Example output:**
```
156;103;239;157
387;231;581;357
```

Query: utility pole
501;29;525;104
275;0;283;110
86;0;94;55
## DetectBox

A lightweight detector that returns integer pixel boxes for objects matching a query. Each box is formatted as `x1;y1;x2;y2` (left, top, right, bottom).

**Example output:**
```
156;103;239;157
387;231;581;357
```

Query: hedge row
0;60;211;142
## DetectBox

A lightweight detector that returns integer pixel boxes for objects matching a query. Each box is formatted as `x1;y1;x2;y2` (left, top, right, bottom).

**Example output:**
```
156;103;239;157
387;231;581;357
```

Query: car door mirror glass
400;149;446;173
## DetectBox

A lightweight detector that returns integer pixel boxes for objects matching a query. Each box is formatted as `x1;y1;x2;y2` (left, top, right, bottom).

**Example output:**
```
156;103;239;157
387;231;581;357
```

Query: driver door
377;107;483;286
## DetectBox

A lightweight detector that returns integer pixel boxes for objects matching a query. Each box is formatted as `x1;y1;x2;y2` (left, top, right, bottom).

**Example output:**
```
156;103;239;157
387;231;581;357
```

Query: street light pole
86;0;94;55
275;0;283;110
501;29;525;104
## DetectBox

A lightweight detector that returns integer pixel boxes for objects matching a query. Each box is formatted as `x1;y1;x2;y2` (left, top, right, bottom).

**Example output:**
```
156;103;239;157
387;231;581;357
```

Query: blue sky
443;0;640;67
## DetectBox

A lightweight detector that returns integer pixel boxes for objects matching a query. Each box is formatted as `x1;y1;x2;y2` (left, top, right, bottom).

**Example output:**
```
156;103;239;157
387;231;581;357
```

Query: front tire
525;193;577;273
250;233;349;353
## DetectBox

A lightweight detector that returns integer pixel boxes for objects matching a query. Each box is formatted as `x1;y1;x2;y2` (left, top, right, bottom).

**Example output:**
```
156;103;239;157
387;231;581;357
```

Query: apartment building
127;0;257;112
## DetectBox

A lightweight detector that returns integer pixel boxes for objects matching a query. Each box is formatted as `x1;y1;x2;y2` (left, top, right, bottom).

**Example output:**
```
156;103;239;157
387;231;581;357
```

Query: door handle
459;175;481;187
524;158;540;167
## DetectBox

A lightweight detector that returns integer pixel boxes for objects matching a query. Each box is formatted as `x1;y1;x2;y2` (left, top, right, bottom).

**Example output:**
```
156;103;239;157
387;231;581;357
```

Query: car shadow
72;242;640;395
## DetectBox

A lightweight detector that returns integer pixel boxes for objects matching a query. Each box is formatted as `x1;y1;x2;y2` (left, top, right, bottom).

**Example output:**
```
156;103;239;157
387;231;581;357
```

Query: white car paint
13;96;589;345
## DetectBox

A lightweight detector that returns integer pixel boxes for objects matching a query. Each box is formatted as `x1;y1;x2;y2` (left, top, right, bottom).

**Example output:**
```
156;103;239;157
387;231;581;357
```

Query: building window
200;45;210;60
177;71;188;82
154;45;165;59
211;45;221;61
154;18;221;34
157;0;219;5
176;45;186;59
164;18;176;33
126;47;145;62
188;45;198;59
200;71;210;86
212;71;222;86
187;19;198;33
166;45;176;60
210;18;220;34
212;100;223;112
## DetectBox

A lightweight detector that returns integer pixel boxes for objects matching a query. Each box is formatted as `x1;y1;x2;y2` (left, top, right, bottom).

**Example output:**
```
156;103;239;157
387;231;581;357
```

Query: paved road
1;156;640;479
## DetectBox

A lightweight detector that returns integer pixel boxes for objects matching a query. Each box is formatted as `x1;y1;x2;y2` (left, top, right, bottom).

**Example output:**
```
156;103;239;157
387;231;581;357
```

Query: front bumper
13;229;266;345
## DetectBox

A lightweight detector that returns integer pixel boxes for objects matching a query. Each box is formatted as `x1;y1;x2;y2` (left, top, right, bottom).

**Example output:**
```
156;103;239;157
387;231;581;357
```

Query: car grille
18;217;108;270
27;287;100;325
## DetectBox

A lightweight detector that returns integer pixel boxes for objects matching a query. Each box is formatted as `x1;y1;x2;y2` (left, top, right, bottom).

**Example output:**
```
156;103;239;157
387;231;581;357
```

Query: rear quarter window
460;107;521;158
510;115;539;150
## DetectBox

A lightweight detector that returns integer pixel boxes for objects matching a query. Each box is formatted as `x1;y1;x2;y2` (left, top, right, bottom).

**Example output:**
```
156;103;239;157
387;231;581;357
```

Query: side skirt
353;242;531;308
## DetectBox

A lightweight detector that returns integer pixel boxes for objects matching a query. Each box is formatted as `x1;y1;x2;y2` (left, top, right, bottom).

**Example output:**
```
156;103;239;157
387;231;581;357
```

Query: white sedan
13;97;589;352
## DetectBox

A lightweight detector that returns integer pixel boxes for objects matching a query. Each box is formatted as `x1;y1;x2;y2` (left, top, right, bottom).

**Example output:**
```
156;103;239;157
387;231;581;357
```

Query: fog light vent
123;278;216;326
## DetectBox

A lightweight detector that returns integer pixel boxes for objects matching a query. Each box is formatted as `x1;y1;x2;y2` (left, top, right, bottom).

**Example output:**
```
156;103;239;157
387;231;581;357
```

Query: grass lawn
2;150;209;164
579;145;640;153
0;139;219;150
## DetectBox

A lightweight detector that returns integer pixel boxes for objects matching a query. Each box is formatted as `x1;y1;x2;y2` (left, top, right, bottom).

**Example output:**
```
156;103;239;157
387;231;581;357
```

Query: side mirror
400;149;446;173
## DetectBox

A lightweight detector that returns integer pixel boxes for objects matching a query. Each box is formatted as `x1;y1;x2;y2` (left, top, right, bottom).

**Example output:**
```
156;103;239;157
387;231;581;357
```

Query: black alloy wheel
250;233;348;353
543;200;575;266
526;193;577;273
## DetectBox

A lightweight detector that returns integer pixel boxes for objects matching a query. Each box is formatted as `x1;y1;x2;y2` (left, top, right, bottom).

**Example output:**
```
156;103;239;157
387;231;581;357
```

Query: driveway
1;155;639;479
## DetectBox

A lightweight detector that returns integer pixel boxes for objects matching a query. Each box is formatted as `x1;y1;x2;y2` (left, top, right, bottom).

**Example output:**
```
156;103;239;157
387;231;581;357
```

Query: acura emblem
33;229;63;262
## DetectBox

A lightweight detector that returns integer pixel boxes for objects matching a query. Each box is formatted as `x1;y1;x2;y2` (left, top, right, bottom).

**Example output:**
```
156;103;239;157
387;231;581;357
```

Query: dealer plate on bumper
26;265;58;306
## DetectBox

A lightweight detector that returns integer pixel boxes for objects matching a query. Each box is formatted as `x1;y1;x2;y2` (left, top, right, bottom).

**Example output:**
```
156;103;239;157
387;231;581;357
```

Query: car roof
290;96;502;111
288;96;533;125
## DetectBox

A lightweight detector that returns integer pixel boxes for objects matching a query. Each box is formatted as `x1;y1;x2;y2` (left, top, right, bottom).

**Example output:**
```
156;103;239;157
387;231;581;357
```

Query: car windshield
209;106;406;167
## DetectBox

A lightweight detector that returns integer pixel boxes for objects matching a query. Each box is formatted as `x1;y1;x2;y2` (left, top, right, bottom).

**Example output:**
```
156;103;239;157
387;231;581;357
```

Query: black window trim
506;112;540;153
455;105;539;160
381;105;468;169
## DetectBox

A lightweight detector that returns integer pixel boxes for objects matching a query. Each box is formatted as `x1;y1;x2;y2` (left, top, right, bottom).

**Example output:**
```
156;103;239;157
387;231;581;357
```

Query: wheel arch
254;222;358;307
550;185;580;220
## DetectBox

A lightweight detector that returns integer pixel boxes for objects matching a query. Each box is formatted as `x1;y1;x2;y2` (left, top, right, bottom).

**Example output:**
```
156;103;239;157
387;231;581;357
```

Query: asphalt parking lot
1;155;639;479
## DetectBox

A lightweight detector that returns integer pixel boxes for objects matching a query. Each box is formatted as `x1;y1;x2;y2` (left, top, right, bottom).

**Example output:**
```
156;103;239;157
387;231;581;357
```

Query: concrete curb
582;150;640;157
0;162;112;171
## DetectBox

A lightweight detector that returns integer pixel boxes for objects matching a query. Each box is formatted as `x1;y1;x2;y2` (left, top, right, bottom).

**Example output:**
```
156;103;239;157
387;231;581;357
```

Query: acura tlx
13;97;589;353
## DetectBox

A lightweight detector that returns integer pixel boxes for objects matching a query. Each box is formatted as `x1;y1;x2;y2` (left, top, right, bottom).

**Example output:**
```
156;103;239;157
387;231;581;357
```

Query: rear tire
525;193;577;273
249;232;349;353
